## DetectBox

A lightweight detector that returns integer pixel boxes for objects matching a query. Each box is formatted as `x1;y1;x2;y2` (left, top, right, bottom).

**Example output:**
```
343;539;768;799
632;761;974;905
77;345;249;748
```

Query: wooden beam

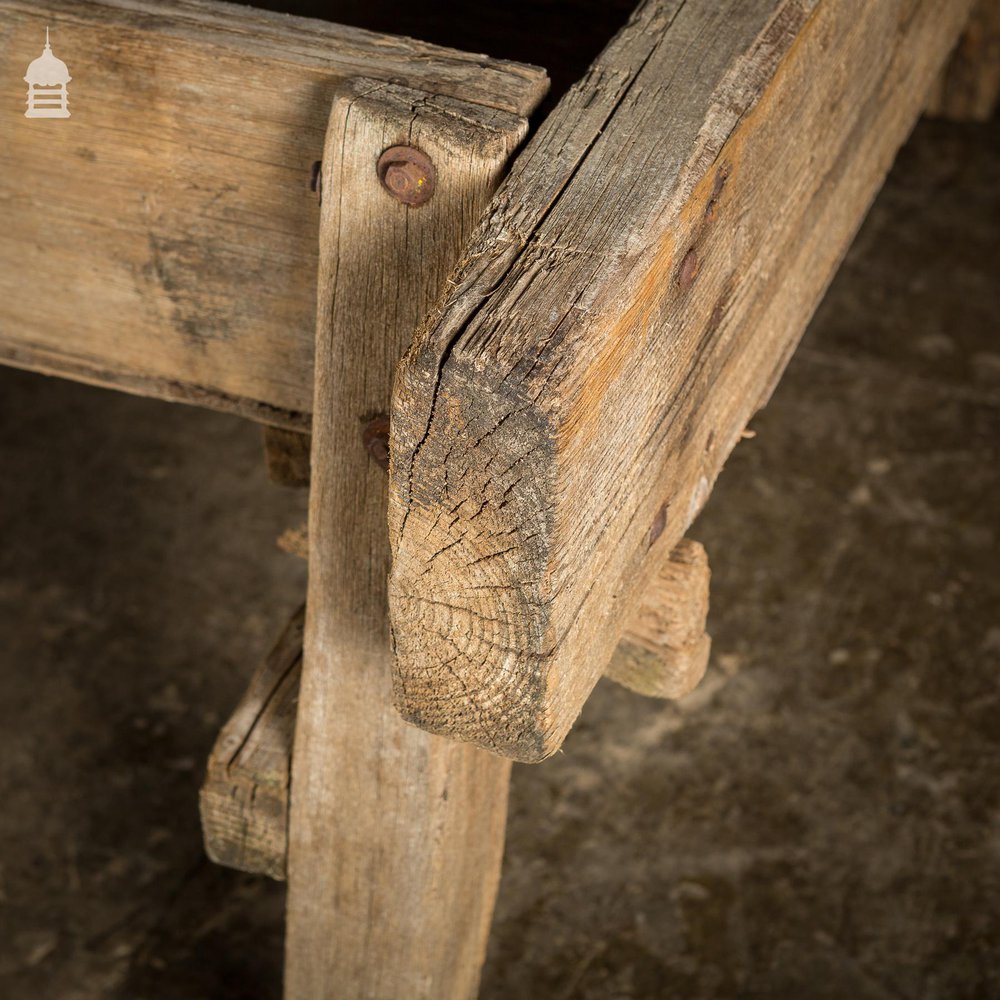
605;538;711;699
262;427;311;488
925;0;1000;121
0;0;547;428
284;80;528;999
200;606;303;881
201;541;711;881
387;0;976;762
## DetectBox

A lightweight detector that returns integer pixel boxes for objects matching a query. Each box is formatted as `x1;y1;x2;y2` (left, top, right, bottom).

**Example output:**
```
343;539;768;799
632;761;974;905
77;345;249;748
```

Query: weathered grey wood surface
201;540;711;881
387;0;977;762
283;81;530;999
0;0;546;427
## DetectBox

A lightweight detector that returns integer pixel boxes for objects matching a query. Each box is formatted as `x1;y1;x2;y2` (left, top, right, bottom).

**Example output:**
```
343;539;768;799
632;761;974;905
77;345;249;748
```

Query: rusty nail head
377;146;435;206
362;415;390;470
647;501;669;548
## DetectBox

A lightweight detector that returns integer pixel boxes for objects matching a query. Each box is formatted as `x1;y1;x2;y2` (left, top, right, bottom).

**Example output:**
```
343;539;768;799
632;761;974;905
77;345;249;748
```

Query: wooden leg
283;80;530;998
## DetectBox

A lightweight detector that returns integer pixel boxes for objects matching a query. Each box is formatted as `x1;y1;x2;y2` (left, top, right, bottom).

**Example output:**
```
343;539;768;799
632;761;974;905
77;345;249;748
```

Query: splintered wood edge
201;540;710;879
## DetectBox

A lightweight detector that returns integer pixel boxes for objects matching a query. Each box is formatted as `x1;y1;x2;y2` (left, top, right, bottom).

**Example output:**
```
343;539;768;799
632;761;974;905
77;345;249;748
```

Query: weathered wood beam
201;540;711;881
387;0;976;762
605;538;711;699
200;606;303;881
925;0;1000;121
283;81;529;1000
0;0;546;428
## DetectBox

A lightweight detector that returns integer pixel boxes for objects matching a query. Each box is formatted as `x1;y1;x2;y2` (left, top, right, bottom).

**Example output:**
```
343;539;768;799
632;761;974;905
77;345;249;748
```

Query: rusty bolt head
362;415;390;470
377;146;435;206
678;248;700;288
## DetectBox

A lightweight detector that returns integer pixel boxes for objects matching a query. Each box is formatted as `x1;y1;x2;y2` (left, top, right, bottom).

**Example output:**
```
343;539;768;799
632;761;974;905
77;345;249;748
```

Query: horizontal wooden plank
201;540;711;879
0;0;547;426
387;0;976;761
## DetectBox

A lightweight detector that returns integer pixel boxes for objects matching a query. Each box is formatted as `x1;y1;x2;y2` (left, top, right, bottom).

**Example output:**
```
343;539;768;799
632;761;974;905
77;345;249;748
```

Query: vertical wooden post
284;80;529;999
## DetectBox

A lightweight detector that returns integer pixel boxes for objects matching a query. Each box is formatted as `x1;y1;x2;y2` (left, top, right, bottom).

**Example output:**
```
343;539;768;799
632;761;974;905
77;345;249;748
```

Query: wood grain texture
201;539;710;882
0;0;546;427
199;606;303;881
284;81;528;1000
605;538;711;699
388;0;976;762
926;0;1000;121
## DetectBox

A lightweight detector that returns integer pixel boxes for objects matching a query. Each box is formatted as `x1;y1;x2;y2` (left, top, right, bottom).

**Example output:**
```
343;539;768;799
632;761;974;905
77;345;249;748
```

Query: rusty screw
362;415;390;470
377;146;436;207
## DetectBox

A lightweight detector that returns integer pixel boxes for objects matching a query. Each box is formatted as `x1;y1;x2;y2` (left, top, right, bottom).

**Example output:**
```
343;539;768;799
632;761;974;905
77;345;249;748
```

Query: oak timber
202;541;712;881
388;0;977;762
926;0;1000;121
284;81;529;999
0;0;546;428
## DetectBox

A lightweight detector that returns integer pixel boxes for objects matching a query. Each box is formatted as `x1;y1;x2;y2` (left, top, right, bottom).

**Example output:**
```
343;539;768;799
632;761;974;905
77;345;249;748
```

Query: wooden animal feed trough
1;0;996;995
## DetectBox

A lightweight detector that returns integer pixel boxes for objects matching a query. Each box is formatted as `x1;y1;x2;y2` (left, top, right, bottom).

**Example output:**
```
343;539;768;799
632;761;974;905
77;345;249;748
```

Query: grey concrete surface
0;115;997;999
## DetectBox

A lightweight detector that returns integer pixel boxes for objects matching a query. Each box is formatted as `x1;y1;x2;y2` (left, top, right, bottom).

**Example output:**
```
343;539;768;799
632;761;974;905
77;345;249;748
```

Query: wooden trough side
201;540;711;880
0;0;547;428
387;0;978;762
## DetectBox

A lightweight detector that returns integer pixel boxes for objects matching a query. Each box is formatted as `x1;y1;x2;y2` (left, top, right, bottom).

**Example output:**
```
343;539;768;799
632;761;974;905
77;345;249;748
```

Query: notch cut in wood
200;539;710;880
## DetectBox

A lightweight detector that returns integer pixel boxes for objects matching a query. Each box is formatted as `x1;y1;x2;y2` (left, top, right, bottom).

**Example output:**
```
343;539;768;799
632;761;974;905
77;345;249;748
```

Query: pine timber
283;81;529;1000
926;0;1000;121
387;0;978;762
0;0;546;428
201;540;711;881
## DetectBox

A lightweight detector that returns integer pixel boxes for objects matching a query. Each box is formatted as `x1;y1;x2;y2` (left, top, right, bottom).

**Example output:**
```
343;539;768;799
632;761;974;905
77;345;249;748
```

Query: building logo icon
24;28;71;118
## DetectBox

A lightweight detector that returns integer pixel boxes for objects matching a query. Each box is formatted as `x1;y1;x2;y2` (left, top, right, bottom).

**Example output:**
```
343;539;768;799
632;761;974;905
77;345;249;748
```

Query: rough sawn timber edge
387;0;977;762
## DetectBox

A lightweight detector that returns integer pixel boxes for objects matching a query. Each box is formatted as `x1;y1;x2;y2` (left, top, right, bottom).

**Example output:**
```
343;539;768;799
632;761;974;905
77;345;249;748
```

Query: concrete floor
0;115;997;999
